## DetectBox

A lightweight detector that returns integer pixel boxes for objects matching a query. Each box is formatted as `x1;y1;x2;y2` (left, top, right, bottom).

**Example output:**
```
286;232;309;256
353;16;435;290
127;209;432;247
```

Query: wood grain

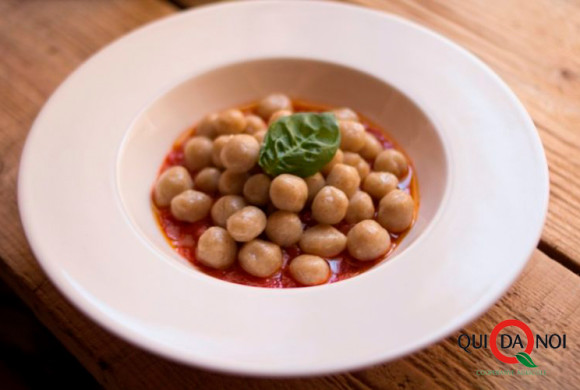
0;0;175;285
0;0;579;389
345;0;580;266
174;0;580;265
12;247;580;389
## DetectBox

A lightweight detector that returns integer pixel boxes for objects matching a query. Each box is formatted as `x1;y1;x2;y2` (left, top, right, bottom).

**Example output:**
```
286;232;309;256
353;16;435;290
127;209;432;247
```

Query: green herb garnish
258;112;340;177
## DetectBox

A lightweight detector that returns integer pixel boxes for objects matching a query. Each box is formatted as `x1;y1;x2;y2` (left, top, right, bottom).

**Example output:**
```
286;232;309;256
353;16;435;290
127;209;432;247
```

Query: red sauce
152;100;419;288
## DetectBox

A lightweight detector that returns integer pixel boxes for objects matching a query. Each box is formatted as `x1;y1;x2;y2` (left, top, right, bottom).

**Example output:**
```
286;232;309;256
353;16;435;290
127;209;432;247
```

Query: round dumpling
239;240;283;278
289;255;330;286
170;190;212;222
153;166;193;207
226;206;267;242
299;225;347;257
269;174;308;212
311;186;348;224
196;227;237;269
377;189;414;233
265;211;303;247
347;220;391;261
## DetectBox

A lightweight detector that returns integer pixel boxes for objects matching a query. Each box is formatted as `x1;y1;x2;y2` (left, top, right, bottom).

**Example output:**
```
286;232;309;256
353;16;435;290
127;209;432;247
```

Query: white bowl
18;0;548;376
119;58;447;268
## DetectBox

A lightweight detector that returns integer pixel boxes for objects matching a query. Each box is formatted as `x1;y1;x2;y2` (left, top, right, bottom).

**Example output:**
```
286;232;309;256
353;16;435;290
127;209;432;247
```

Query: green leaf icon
515;352;538;368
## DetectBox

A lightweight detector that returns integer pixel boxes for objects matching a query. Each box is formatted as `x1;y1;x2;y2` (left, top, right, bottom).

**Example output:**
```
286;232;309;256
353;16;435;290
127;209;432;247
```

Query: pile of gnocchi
152;93;417;287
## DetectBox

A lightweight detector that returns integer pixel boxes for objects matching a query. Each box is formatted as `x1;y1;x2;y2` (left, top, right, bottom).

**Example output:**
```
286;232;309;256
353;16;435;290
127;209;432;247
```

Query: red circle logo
490;319;534;364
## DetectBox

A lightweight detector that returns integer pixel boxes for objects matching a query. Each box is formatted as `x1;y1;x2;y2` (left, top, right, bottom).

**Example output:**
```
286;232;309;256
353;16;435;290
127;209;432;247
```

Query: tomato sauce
152;100;419;288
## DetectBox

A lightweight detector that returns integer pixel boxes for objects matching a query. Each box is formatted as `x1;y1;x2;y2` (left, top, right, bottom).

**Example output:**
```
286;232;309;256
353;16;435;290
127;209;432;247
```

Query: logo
457;319;566;376
490;320;536;367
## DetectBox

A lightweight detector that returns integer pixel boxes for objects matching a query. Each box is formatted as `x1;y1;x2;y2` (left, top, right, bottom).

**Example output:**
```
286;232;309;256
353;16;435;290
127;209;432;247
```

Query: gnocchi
152;97;417;288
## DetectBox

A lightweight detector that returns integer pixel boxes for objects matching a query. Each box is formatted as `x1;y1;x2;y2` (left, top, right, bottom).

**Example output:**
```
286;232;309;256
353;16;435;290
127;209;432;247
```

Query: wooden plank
10;248;580;389
346;0;580;266
0;0;175;286
175;0;580;264
0;0;578;389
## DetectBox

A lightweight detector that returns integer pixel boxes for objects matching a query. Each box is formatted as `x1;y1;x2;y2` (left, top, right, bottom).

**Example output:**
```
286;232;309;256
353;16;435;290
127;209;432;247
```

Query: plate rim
17;0;549;376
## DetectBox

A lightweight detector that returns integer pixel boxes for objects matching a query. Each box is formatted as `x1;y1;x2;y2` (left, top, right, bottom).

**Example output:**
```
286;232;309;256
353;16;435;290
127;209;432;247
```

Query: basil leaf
258;112;340;177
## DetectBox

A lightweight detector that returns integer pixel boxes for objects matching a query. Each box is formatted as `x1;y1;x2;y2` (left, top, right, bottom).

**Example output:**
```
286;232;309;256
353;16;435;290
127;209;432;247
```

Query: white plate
18;0;548;376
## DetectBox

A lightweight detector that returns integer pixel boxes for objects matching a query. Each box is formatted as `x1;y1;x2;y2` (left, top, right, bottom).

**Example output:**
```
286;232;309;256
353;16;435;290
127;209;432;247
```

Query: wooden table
1;0;579;388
